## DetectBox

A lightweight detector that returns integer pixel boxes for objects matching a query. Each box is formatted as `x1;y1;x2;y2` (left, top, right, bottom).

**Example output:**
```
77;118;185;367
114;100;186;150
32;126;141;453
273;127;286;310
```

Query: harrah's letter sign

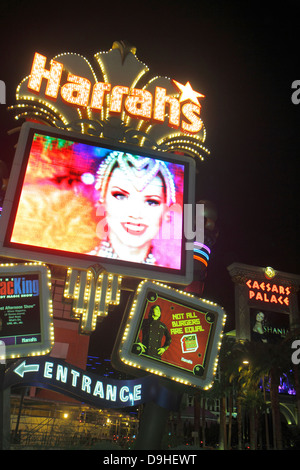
28;52;205;134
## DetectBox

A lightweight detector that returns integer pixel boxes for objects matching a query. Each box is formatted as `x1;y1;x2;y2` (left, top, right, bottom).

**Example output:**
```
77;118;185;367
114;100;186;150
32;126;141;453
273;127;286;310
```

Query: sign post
0;263;54;359
134;377;184;450
135;393;177;450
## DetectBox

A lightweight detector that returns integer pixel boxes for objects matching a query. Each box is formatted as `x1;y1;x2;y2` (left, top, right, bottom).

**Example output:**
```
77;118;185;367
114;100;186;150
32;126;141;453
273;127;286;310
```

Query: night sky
0;0;299;339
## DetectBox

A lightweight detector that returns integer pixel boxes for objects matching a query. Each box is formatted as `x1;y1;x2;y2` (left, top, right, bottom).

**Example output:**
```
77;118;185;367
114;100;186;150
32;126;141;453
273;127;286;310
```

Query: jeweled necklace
89;239;156;265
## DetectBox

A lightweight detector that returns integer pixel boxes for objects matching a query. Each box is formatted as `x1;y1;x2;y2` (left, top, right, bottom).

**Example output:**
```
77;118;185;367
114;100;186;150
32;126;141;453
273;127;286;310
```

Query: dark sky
0;0;299;335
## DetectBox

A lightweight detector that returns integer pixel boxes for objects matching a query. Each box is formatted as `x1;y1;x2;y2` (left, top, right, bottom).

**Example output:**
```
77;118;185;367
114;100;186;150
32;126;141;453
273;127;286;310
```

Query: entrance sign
0;262;54;360
113;280;226;389
4;356;181;411
0;122;195;284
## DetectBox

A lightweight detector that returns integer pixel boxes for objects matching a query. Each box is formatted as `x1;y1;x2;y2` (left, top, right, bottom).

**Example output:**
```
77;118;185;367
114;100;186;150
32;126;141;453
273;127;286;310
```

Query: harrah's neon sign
27;52;205;134
246;279;291;306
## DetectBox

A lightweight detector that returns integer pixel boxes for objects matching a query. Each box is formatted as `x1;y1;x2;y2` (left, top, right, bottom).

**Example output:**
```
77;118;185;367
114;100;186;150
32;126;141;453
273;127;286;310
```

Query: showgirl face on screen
92;151;182;267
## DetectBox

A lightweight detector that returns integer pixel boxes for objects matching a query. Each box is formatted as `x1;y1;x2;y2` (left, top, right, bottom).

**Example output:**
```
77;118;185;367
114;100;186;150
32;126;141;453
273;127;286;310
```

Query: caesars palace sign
26;52;205;135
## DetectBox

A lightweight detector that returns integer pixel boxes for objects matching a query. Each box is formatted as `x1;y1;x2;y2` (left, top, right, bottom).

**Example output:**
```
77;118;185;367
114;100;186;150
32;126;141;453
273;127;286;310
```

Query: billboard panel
250;308;289;344
0;123;195;284
113;280;226;389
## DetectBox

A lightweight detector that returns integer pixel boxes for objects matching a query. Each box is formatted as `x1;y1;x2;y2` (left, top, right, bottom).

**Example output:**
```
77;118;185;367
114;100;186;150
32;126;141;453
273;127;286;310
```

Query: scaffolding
10;394;139;449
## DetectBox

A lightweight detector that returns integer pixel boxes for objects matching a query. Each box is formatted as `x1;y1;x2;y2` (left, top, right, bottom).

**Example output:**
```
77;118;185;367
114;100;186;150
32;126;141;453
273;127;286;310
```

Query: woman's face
104;167;168;251
256;312;264;322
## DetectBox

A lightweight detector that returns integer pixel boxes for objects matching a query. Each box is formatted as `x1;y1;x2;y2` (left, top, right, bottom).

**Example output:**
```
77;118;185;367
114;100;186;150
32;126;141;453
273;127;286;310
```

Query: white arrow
14;360;40;378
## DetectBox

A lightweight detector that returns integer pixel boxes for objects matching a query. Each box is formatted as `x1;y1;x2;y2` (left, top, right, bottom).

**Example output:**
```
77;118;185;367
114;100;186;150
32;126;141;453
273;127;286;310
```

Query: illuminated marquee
0;262;54;360
64;267;122;333
4;356;181;410
246;279;291;306
112;280;226;389
27;52;204;134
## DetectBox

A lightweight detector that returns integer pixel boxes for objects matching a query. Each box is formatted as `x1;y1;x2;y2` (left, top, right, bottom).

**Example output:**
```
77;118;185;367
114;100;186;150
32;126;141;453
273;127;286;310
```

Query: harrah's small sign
28;52;205;134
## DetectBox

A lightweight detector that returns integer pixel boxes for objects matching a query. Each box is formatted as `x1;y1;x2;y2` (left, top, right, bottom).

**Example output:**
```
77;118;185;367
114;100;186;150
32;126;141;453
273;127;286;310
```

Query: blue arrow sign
14;360;40;378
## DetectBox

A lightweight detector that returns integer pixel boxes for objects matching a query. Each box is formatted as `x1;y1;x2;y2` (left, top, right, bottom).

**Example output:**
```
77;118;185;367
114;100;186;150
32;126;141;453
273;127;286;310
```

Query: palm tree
233;338;293;450
237;362;268;449
193;390;208;447
211;332;295;449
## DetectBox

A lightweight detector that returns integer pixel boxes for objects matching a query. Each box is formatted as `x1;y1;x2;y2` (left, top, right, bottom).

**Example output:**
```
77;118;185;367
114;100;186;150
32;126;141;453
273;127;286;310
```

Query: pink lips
121;222;148;236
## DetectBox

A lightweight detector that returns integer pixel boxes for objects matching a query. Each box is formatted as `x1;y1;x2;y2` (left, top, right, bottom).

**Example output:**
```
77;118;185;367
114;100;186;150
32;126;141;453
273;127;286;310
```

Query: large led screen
0;123;195;284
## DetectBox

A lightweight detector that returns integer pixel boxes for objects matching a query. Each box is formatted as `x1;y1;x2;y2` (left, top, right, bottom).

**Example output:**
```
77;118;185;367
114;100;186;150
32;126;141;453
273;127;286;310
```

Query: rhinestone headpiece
95;151;176;206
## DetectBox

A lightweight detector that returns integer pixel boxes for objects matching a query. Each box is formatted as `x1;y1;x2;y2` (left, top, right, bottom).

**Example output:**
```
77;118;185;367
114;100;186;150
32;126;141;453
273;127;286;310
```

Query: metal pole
13;387;27;443
135;379;183;450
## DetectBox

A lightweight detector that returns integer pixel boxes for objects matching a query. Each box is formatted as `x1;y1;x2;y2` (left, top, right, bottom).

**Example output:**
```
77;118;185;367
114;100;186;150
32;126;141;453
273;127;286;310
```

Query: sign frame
112;280;226;389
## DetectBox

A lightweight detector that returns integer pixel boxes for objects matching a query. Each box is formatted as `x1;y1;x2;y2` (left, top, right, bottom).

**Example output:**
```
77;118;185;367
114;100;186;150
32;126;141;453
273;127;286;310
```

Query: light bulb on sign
264;266;276;279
